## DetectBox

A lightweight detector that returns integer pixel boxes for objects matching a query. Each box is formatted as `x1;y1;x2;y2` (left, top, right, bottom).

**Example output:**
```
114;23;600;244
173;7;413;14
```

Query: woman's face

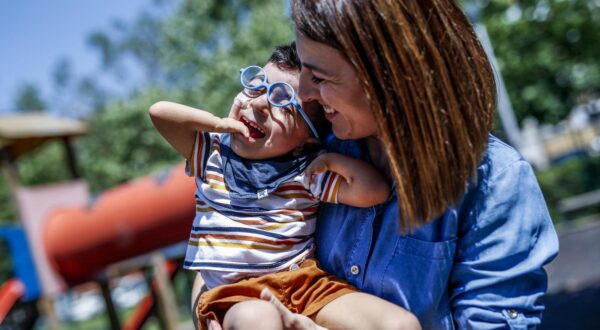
295;31;378;140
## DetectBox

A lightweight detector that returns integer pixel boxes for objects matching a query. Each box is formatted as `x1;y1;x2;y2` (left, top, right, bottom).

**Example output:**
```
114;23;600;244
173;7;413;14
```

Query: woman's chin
332;127;353;140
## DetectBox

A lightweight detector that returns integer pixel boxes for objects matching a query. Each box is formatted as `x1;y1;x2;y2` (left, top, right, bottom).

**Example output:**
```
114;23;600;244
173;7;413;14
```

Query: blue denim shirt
316;135;559;329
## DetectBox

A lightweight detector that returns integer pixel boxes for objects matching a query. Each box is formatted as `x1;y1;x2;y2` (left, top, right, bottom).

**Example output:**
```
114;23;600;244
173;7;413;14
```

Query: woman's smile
322;105;338;121
295;31;377;140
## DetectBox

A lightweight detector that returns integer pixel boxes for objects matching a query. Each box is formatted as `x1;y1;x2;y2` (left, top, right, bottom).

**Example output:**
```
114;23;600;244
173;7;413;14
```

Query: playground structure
0;113;196;329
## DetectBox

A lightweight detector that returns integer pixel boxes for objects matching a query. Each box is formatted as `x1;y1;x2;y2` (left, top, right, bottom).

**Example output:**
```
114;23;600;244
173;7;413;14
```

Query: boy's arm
148;101;249;159
307;153;390;207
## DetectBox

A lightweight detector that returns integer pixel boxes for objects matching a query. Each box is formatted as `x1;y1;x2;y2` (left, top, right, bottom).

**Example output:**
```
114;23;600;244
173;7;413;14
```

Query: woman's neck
366;136;392;179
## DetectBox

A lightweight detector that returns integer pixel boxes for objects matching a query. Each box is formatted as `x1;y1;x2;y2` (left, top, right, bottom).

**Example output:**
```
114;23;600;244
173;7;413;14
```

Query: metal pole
99;280;121;330
150;253;179;330
466;2;522;151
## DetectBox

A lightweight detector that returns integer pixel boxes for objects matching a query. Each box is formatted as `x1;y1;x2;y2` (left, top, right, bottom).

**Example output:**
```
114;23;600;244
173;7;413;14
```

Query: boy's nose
251;96;270;117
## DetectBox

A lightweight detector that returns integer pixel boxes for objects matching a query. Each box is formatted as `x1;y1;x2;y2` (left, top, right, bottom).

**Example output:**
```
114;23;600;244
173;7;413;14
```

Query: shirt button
507;309;518;319
350;265;360;275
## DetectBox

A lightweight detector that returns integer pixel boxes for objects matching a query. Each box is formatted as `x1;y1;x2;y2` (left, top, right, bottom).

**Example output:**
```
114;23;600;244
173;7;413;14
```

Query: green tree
13;83;46;112
52;57;73;90
537;155;600;223
87;10;164;83
478;0;600;124
78;87;182;192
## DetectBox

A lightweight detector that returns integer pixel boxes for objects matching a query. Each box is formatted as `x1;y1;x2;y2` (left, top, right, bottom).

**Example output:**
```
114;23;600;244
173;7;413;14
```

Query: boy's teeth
241;117;265;134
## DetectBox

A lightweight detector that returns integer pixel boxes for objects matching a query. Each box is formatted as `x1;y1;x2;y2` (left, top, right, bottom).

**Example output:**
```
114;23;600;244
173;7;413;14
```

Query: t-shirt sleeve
185;131;211;178
308;171;344;204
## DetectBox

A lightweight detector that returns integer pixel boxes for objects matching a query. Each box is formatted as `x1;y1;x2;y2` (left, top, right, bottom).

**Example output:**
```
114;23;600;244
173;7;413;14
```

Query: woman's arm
449;159;559;329
307;153;390;207
149;101;249;159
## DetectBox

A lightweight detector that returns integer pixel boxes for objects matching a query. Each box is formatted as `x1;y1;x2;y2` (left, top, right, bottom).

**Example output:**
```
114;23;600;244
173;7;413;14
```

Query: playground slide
43;163;196;285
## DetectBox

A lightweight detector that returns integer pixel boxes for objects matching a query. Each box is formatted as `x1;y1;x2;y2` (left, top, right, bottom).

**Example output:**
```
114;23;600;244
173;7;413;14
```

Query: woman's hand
260;288;328;330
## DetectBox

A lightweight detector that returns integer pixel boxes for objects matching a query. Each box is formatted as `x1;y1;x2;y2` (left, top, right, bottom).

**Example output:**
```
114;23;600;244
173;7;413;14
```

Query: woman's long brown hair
293;0;496;231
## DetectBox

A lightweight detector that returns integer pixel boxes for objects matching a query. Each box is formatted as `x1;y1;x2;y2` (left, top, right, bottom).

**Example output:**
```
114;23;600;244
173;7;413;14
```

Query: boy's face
229;62;317;160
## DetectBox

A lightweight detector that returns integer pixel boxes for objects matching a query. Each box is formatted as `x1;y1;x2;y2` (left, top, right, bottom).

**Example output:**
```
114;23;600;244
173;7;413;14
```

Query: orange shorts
196;258;356;329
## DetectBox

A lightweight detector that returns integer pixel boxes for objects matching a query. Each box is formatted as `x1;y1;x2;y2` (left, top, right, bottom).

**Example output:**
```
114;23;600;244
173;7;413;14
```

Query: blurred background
0;0;598;329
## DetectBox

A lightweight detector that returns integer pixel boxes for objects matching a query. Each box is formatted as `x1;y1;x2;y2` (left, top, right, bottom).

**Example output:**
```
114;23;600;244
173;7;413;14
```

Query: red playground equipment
45;162;194;285
0;113;196;329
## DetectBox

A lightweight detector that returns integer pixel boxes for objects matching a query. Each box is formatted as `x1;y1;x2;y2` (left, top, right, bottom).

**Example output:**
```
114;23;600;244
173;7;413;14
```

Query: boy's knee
223;300;282;330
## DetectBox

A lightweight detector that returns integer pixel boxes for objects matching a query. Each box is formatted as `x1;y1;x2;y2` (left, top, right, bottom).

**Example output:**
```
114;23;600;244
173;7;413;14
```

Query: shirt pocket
380;236;457;327
396;236;457;260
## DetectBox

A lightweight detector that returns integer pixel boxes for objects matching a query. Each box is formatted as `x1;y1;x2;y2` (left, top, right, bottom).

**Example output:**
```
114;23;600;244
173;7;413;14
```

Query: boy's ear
292;137;321;157
305;136;320;145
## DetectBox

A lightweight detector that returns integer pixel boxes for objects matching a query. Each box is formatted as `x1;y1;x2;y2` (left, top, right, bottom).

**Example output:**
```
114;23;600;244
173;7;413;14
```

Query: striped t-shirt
183;132;343;289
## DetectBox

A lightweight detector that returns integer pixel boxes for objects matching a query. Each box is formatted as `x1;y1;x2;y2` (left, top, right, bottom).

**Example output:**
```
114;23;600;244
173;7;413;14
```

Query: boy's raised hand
215;117;252;140
222;93;255;141
305;153;331;186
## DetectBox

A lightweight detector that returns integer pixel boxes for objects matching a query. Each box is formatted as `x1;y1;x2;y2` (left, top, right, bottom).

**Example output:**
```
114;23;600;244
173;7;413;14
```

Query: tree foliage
159;0;294;113
13;83;46;112
479;0;600;124
537;155;600;222
77;87;182;192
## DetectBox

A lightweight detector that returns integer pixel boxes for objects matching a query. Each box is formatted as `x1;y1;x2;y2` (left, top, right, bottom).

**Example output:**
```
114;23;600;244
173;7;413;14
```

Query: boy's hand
229;93;250;118
223;94;255;141
306;153;331;186
215;117;251;139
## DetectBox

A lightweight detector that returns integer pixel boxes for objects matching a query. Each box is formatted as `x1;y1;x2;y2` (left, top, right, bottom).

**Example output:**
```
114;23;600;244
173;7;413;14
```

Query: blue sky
0;0;153;112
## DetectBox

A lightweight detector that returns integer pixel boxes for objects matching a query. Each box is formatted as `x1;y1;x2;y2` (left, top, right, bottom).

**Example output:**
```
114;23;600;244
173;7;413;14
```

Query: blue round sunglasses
239;65;319;140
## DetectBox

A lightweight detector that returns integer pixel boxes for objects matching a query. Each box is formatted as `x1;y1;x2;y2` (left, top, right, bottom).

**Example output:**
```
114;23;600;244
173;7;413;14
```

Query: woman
260;0;558;329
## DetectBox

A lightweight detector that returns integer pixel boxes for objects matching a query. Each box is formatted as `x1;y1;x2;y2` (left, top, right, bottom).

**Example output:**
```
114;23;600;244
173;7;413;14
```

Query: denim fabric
316;135;559;329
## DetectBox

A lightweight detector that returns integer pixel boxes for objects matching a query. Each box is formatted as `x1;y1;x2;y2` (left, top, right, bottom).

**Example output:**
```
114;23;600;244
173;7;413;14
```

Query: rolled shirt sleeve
450;158;559;329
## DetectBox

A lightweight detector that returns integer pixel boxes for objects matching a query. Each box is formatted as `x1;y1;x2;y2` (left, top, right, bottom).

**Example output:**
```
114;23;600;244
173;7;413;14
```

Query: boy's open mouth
241;116;266;139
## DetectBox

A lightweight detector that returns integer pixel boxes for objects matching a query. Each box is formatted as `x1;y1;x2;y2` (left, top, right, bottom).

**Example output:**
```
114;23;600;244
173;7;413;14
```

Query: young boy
149;43;420;330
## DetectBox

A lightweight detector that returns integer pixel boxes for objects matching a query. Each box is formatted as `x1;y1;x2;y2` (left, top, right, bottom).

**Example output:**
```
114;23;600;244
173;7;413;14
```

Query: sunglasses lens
241;66;266;88
268;83;294;107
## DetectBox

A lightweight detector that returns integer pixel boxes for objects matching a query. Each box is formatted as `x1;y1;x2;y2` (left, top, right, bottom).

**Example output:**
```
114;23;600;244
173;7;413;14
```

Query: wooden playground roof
0;112;87;160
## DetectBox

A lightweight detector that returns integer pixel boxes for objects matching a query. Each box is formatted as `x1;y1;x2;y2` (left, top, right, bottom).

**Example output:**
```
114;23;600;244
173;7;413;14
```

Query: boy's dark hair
268;42;331;143
269;42;301;72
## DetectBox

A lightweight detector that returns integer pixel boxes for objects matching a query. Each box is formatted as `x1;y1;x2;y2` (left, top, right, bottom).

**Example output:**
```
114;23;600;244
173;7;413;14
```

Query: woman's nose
298;70;319;102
